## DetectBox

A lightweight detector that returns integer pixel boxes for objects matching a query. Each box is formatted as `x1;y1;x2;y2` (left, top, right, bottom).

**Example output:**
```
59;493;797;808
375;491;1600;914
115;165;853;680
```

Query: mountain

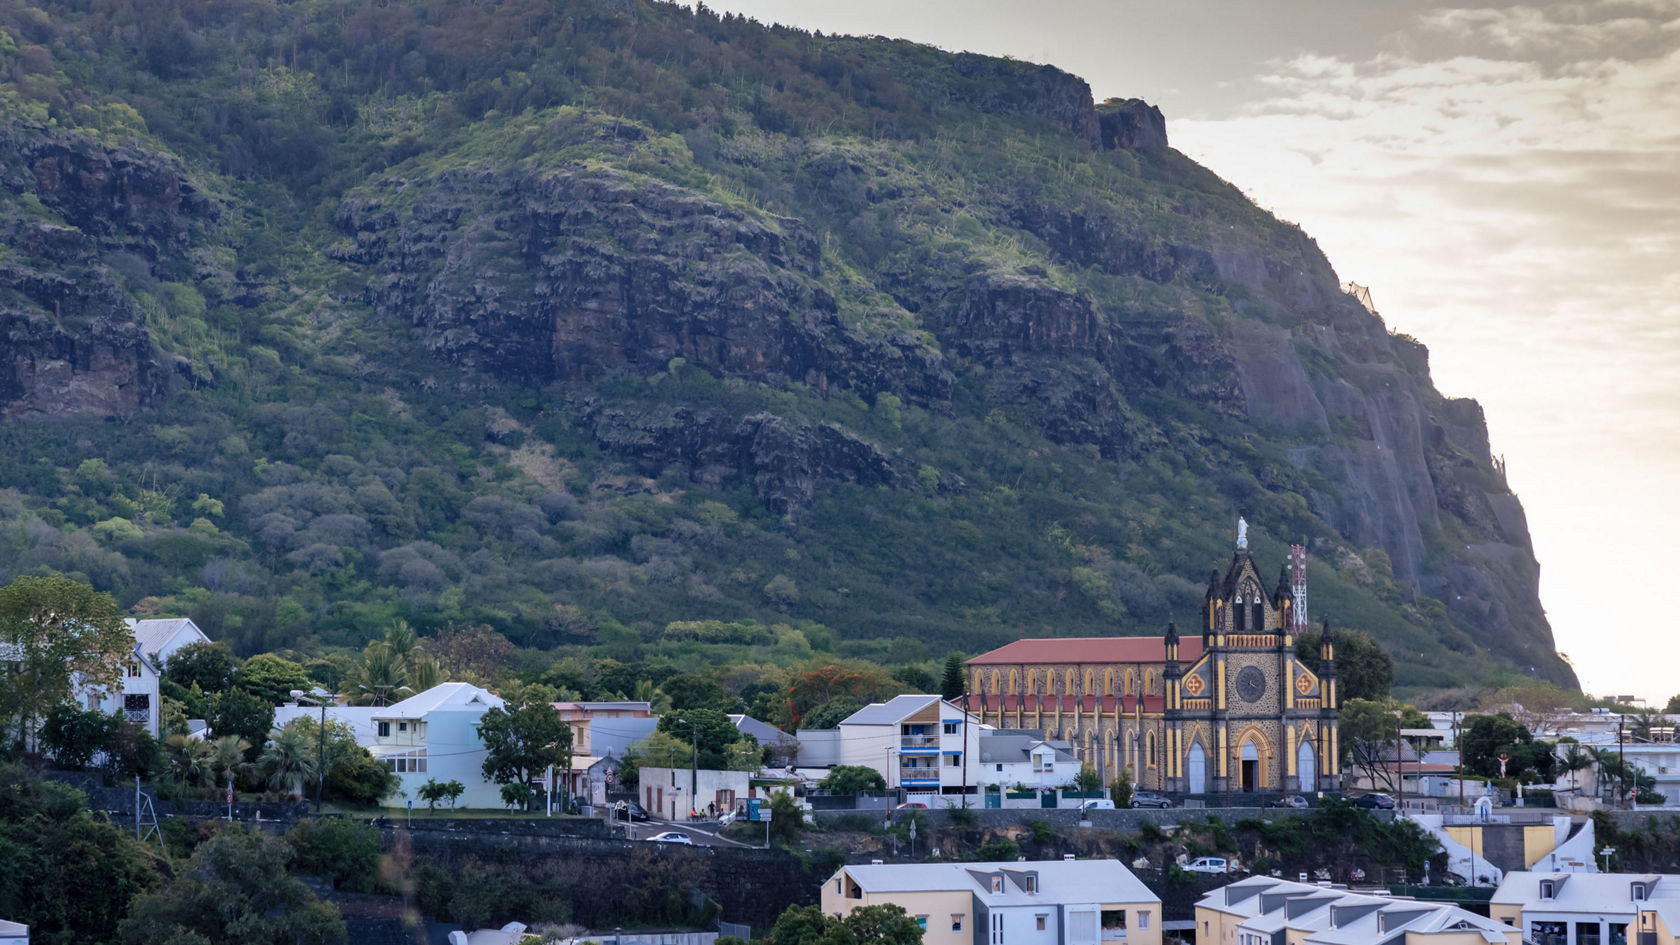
0;0;1573;689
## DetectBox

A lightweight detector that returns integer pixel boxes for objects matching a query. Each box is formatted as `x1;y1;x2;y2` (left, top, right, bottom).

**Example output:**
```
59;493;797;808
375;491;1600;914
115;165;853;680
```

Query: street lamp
290;689;332;813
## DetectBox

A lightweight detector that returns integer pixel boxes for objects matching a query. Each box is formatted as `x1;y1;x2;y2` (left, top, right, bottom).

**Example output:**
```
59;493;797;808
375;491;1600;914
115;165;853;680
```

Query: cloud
1169;2;1680;698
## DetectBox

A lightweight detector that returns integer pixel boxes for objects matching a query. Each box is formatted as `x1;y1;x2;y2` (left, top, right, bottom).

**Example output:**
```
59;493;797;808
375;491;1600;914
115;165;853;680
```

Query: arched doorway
1186;741;1207;794
1298;738;1317;793
1240;741;1259;792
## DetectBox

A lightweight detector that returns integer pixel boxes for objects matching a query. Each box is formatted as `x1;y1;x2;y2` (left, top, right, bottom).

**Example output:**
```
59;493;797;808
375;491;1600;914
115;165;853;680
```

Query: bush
947;804;977;828
975;837;1020;861
1028;818;1053;844
288;817;385;892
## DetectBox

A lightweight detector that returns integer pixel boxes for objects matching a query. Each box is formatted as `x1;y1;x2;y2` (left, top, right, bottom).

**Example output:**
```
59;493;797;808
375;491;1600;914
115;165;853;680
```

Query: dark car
614;801;651;822
1131;791;1173;809
1269;795;1309;809
1350;793;1396;810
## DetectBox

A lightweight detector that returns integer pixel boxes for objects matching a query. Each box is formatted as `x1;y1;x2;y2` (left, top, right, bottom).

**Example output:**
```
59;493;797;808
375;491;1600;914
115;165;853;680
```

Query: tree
766;903;923;945
768;788;803;843
163;641;240;695
1559;741;1594;793
169;733;218;787
660;674;743;713
939;655;965;700
209;688;273;761
418;778;466;814
500;782;533;810
1461;712;1553;781
656;708;752;769
118;827;344;945
0;576;132;749
261;721;319;797
1072;762;1102;794
1665;694;1680;715
1337;698;1428;791
479;701;571;810
1110;769;1134;808
1295;629;1393;702
0;763;159;945
240;654;313;705
785;663;902;729
39;704;117;769
819;764;886;795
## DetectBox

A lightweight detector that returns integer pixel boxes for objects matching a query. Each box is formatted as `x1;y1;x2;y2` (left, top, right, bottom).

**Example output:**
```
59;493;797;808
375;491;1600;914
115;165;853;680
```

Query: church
963;521;1342;797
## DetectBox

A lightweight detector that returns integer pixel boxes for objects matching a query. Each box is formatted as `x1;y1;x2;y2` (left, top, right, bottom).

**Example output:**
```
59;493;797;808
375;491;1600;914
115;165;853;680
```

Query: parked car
1186;857;1231;874
1269;794;1309;809
614;801;651;822
895;802;928;810
1131;792;1173;809
647;831;693;844
1350;793;1396;810
1079;799;1116;812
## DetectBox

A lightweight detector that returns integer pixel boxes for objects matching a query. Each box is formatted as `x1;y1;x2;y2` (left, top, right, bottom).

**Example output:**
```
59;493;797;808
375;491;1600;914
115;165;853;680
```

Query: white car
1186;856;1230;874
647;831;693;845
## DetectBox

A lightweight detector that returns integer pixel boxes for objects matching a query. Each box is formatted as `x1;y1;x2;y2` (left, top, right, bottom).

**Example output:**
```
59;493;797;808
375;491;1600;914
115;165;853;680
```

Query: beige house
822;858;1161;945
1197;877;1520;945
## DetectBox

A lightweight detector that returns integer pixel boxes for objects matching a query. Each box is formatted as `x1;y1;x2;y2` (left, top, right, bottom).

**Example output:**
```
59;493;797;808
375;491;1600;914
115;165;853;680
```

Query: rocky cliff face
0;123;213;418
334;165;952;405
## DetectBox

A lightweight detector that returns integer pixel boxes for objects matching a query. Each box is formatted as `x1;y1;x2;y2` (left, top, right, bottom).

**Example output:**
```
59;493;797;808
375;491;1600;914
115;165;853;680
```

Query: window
1023;874;1036;893
915;917;927;931
1632;882;1646;900
1137;912;1149;931
126;661;142;678
1100;910;1127;932
399;721;407;732
951;916;963;932
991;876;1003;893
944;722;959;735
378;721;390;737
395;758;406;773
1539;880;1555;899
1035;915;1047;932
946;754;961;767
991;913;1004;945
996;763;1003;771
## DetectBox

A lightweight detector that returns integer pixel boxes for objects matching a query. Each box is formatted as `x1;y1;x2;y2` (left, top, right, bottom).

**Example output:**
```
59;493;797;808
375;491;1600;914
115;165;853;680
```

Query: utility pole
690;721;699;819
1619;714;1627;809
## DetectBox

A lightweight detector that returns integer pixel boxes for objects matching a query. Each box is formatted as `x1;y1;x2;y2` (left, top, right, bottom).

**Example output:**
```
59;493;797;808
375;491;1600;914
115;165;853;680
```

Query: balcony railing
901;735;940;749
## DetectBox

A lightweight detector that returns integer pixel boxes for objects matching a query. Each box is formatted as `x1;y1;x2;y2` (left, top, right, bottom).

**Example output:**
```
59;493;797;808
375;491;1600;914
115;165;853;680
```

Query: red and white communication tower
1289;543;1308;633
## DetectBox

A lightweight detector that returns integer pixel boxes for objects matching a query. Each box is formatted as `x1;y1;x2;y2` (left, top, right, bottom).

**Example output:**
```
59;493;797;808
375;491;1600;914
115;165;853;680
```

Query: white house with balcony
835;695;983;803
823;858;1161;945
77;617;212;738
369;683;505;808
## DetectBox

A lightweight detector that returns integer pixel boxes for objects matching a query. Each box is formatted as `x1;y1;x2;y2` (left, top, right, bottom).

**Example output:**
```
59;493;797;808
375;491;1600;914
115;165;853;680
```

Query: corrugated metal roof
833;858;1157;905
375;683;504;720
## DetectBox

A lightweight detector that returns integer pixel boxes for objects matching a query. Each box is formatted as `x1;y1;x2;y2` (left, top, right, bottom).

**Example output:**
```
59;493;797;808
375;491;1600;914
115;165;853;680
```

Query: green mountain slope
0;0;1572;689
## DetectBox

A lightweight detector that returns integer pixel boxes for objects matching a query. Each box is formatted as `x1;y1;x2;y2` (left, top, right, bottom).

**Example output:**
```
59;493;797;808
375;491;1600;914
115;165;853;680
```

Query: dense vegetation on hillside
0;0;1571;689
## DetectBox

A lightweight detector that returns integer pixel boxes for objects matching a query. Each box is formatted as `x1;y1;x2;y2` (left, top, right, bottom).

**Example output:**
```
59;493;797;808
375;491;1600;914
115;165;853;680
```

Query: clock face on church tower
1235;666;1266;703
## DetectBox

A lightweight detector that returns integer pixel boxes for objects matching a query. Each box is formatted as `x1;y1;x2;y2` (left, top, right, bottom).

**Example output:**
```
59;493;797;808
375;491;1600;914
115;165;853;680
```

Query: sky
706;0;1680;704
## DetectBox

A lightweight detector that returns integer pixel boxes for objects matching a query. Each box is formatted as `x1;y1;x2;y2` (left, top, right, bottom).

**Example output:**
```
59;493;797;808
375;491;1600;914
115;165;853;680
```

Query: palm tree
167;734;216;788
211;734;253;787
1560;743;1594;793
345;641;411;706
259;723;318;798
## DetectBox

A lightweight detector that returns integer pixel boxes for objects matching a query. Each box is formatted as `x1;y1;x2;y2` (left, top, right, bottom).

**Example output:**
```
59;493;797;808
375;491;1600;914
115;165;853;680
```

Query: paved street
617;819;757;848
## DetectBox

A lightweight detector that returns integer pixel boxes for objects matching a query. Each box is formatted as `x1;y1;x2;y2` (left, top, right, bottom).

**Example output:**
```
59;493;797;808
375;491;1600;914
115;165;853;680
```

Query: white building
639;766;751;820
80;617;212;737
1198;876;1520;944
1492;871;1680;944
0;919;27;945
835;695;983;802
368;683;505;808
976;730;1078;790
823;858;1161;945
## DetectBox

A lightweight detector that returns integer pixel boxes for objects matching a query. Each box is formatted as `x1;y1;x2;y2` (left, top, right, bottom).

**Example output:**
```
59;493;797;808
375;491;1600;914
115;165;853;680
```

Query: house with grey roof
977;730;1079;791
75;616;212;737
823;858;1161;945
1198;876;1519;945
1492;871;1680;945
370;682;506;808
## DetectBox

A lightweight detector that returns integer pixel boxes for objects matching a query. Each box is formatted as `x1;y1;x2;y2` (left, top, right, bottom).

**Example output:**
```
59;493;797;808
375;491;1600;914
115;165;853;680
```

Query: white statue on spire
1236;516;1248;549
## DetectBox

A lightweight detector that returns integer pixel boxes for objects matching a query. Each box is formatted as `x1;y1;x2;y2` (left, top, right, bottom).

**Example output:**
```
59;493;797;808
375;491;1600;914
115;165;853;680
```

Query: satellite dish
981;752;992;762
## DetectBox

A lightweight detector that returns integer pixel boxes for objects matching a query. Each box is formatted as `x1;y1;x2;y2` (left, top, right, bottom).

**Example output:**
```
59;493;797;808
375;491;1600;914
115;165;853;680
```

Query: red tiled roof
967;636;1206;665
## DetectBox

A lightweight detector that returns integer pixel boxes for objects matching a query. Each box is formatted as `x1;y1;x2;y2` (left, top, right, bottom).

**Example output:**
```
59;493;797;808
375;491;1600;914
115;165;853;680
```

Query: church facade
963;524;1342;797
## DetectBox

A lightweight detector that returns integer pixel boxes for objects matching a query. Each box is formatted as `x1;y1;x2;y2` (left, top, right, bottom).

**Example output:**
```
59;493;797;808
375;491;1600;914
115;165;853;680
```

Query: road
616;818;757;848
